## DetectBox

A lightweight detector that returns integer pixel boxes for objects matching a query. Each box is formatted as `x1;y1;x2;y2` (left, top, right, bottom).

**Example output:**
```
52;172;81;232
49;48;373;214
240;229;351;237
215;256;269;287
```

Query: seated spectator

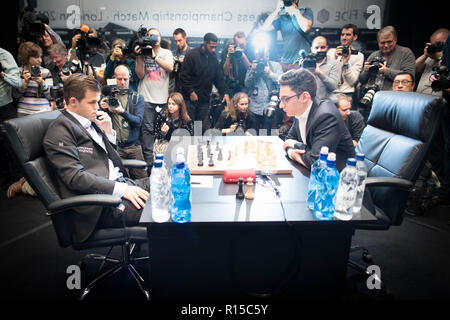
309;36;340;99
104;38;139;92
392;72;415;92
215;92;252;135
416;28;450;97
99;65;147;179
14;41;54;117
153;92;193;156
332;94;365;147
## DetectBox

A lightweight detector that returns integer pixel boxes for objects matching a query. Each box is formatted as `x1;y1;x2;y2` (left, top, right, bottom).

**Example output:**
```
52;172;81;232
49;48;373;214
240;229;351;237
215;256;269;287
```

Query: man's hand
161;123;170;134
290;149;306;167
222;94;230;106
111;46;123;61
123;185;149;210
190;91;198;102
283;139;299;151
94;110;113;135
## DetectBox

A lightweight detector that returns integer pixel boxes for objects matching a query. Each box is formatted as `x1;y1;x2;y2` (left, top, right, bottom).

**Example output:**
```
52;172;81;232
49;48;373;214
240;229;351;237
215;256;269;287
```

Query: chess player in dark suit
280;68;355;171
43;74;149;244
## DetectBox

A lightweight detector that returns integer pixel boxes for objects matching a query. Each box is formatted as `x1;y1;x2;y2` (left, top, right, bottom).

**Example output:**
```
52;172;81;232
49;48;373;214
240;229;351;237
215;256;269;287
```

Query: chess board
186;137;293;175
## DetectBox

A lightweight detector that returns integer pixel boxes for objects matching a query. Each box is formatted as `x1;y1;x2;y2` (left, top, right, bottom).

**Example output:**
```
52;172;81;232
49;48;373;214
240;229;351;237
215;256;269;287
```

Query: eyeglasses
393;80;413;85
280;94;300;104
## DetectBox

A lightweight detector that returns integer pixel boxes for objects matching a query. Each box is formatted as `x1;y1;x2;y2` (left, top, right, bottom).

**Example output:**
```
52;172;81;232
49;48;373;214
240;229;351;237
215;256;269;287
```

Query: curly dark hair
279;68;317;99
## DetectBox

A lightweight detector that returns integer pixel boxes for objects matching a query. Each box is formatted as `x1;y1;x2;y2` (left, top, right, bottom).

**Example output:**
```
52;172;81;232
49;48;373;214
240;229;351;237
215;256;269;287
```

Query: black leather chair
1;110;151;300
350;91;444;288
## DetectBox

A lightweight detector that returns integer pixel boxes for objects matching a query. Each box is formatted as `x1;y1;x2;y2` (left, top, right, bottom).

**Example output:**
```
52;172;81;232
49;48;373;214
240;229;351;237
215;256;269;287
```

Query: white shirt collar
67;110;92;129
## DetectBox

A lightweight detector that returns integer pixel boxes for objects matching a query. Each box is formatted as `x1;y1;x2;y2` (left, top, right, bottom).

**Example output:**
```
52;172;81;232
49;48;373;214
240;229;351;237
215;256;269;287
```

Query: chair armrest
47;194;122;215
365;177;413;191
121;159;148;169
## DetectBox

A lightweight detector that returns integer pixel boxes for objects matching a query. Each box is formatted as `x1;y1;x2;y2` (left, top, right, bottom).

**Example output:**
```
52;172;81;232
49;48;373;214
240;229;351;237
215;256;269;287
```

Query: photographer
0;47;21;120
135;27;174;169
172;28;191;94
99;65;147;179
14;41;54;117
38;27;65;70
392;72;415;92
359;26;416;91
244;44;283;135
327;24;365;98
153;92;193;156
104;38;139;92
69;25;105;73
221;32;252;96
307;36;340;100
416;28;449;96
215;92;252;136
332;94;365;147
262;0;313;68
48;43;76;86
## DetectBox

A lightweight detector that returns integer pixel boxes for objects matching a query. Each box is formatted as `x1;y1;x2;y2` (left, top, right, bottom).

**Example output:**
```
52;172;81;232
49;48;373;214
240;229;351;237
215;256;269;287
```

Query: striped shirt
15;66;53;116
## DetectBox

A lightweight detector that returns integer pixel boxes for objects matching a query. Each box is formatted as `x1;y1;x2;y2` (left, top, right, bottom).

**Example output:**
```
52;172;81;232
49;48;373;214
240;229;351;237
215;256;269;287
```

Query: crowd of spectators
1;3;449;213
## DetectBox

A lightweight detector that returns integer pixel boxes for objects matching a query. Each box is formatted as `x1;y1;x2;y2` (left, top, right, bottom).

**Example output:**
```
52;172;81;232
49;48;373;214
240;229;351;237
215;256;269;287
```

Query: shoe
6;177;26;199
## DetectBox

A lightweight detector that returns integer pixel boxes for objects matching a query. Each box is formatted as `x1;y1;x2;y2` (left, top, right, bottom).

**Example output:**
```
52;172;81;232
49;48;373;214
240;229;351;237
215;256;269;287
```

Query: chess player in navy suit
280;69;355;171
43;74;149;244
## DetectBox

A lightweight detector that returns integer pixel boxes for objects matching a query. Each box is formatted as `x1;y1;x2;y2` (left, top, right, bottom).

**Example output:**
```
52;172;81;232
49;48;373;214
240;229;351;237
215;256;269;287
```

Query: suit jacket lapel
304;99;319;145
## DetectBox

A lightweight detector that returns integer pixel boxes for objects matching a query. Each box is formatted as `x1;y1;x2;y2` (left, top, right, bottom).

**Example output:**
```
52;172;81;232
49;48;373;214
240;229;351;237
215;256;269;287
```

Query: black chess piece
198;158;204;166
236;177;245;200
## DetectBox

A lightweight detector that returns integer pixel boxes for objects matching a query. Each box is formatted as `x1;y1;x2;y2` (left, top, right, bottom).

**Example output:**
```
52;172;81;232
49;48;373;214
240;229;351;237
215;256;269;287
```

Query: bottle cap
176;153;185;163
356;153;365;161
327;152;336;161
320;146;329;155
347;158;357;166
176;147;184;155
153;160;163;168
155;153;164;160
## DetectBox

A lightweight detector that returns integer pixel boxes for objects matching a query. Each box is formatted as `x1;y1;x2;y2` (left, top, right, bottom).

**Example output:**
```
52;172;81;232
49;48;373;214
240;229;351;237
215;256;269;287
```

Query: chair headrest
2;110;61;164
367;91;443;143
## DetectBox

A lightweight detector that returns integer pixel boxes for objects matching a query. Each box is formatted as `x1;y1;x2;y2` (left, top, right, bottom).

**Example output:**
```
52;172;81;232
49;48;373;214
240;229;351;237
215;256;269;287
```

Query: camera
341;46;359;57
101;85;120;109
359;84;379;108
18;8;47;43
300;53;316;69
431;69;450;92
264;93;280;119
61;60;80;76
283;0;294;6
134;26;158;56
368;56;385;75
50;83;65;109
30;65;41;77
427;42;444;55
165;118;181;131
173;56;182;73
74;25;102;56
231;45;244;59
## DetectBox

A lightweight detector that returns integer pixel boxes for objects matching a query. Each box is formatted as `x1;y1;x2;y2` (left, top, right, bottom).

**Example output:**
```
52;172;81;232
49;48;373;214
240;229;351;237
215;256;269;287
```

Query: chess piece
217;148;223;161
216;141;220;151
245;177;254;200
198;158;204;166
236;177;245;200
208;154;214;166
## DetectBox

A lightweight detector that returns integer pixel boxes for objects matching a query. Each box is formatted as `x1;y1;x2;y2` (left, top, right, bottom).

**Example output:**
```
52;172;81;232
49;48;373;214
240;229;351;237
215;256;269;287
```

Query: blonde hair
224;92;249;121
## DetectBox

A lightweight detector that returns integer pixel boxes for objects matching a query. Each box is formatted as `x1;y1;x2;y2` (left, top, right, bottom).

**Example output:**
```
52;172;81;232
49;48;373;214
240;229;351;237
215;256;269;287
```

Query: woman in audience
8;42;54;198
14;41;53;117
153;92;193;156
215;92;252;135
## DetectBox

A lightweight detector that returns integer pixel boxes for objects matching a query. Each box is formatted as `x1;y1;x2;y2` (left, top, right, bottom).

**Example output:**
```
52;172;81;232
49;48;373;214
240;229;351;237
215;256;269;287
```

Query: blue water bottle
314;152;340;220
307;146;329;210
170;149;191;223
